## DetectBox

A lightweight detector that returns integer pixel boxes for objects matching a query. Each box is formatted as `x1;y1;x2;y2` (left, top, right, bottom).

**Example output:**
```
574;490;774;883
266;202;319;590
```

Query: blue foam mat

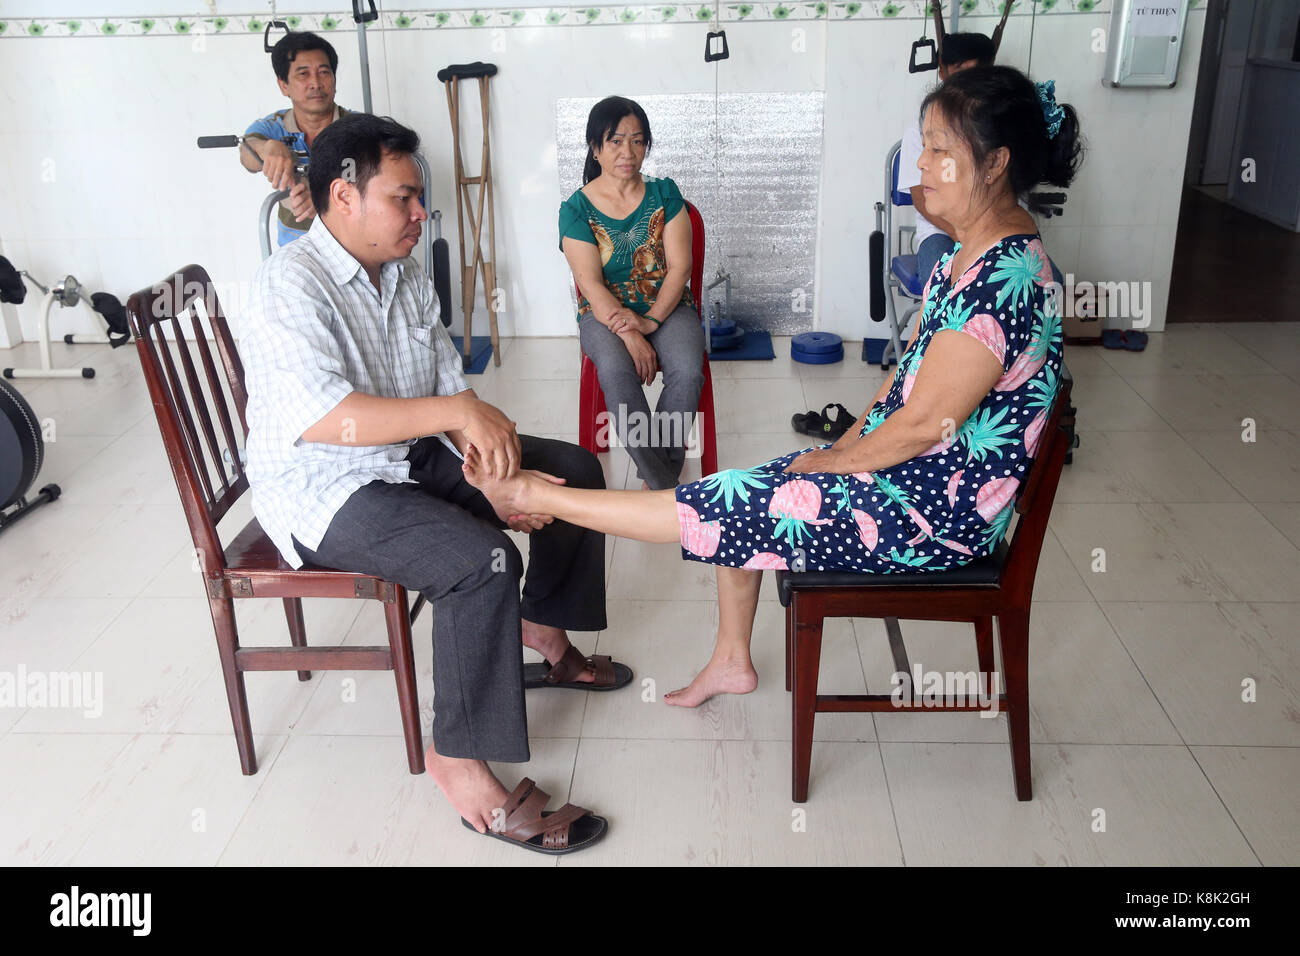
449;335;494;374
707;328;775;361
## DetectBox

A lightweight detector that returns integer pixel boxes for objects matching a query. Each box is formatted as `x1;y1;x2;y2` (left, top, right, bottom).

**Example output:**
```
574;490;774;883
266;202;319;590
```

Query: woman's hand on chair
618;329;659;385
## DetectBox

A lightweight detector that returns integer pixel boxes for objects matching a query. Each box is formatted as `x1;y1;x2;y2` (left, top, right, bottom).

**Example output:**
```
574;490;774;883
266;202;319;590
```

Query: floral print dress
674;234;1063;572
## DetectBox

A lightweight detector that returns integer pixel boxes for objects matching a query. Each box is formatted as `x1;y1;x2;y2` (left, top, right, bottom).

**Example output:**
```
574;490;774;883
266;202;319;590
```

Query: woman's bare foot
461;447;535;512
461;447;568;525
425;746;511;833
663;656;758;708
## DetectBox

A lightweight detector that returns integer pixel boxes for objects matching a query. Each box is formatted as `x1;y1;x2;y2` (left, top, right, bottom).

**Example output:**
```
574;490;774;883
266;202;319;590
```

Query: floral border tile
0;0;1185;39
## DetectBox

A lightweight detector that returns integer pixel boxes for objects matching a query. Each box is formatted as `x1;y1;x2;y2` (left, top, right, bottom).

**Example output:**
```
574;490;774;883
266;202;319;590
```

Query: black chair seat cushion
775;540;1008;607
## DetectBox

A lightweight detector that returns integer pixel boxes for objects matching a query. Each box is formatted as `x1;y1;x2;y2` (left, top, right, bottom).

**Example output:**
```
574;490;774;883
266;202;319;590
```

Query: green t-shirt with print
557;175;695;321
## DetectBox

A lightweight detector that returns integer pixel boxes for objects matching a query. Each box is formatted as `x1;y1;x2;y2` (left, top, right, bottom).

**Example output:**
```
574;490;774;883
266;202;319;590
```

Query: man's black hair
271;32;339;82
308;113;421;215
941;32;997;67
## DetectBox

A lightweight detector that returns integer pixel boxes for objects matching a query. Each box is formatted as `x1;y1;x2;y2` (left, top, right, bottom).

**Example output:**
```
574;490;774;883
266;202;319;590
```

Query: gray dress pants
579;303;705;489
294;435;606;763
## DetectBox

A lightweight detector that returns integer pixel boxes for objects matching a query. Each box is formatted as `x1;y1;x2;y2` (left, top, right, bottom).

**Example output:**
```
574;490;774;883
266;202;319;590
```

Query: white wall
0;4;1207;347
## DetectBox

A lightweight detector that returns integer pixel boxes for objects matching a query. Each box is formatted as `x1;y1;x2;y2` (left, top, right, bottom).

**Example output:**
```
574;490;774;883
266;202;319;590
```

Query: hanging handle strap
263;20;291;53
704;30;729;62
908;38;937;73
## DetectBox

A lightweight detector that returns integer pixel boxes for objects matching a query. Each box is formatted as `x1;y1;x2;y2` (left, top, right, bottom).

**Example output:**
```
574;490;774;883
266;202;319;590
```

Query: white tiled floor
2;326;1298;866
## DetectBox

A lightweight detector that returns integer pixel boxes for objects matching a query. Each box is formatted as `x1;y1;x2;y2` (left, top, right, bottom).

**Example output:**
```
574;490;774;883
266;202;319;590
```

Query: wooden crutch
437;62;501;368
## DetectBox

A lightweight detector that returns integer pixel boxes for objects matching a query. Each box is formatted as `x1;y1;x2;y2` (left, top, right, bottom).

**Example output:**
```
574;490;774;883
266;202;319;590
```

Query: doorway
1168;0;1300;323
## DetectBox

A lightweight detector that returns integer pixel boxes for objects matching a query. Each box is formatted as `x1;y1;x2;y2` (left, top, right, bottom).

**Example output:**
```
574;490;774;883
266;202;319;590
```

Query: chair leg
698;358;718;477
997;609;1032;801
592;373;609;455
578;356;598;455
974;614;994;691
282;597;311;682
207;595;257;775
791;604;825;803
784;599;793;693
386;586;425;775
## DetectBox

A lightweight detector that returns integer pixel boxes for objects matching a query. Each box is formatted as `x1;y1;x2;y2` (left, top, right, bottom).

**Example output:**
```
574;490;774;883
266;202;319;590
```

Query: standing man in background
898;32;996;284
240;32;351;246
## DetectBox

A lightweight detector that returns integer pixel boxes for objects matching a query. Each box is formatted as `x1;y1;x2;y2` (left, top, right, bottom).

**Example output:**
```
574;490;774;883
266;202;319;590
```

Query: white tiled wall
0;8;1207;347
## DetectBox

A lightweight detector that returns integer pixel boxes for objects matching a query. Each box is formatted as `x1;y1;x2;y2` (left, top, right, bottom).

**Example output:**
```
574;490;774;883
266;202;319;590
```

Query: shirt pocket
402;324;444;398
408;323;439;351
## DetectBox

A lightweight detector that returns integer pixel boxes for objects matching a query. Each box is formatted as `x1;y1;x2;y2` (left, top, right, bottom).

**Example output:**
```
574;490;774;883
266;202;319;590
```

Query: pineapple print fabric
674;234;1062;573
558;176;695;320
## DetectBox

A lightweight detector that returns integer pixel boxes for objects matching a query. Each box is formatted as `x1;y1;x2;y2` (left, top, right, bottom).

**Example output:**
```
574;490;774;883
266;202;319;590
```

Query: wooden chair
126;265;425;776
776;380;1076;803
577;200;718;478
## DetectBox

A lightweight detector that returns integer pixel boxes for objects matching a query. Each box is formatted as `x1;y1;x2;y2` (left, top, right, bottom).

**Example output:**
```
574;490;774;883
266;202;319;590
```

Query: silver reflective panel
557;92;824;333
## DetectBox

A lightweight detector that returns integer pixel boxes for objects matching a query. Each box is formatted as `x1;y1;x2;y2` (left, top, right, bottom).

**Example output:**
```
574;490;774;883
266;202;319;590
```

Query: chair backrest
684;200;705;319
126;265;248;577
888;142;912;208
1002;381;1073;593
574;198;706;320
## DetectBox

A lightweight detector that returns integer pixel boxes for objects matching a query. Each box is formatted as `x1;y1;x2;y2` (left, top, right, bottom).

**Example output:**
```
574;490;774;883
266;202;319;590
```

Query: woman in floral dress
469;66;1083;706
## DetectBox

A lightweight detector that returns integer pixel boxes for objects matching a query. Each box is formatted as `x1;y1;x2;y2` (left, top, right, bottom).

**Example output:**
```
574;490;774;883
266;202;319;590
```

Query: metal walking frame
878;140;916;371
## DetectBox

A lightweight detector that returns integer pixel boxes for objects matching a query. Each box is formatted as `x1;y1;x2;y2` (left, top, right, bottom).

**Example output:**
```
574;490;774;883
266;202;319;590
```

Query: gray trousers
580;303;705;490
294;435;607;763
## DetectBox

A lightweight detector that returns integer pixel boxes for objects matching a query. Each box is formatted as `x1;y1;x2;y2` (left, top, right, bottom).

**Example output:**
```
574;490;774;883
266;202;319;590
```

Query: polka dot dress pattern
674;234;1063;574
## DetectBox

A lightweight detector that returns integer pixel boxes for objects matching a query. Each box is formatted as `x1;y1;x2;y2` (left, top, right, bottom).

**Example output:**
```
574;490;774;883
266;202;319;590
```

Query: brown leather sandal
522;644;633;691
461;777;608;854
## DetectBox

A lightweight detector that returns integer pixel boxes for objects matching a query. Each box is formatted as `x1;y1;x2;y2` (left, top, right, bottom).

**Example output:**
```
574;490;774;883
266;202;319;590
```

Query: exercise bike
0;263;60;533
0;255;130;380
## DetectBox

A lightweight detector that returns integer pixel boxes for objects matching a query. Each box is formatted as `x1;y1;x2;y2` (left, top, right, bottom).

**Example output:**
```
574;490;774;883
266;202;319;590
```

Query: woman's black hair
582;96;652;185
920;65;1084;214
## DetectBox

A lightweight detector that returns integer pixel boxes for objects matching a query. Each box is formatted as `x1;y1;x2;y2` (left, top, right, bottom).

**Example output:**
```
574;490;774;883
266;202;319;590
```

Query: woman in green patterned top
559;96;705;490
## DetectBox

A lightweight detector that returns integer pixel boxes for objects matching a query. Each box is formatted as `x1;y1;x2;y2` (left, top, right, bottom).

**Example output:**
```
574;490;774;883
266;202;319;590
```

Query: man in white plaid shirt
242;114;622;854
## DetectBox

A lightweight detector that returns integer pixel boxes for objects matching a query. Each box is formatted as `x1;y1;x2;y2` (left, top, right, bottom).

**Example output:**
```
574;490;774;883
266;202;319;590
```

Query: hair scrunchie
1036;79;1065;139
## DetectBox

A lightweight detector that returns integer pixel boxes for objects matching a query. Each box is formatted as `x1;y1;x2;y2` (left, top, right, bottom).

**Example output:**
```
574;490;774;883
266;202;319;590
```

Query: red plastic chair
577;200;718;479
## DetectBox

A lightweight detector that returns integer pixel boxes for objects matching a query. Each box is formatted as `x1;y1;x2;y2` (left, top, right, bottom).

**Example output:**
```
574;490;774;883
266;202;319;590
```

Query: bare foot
461;448;533;511
462;447;562;520
425;746;511;833
663;657;758;708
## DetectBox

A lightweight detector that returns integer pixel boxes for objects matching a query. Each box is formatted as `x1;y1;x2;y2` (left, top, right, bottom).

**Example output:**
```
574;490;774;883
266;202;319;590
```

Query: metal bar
884;616;911;678
260;189;290;261
357;19;373;113
413;153;434;277
881;142;905;367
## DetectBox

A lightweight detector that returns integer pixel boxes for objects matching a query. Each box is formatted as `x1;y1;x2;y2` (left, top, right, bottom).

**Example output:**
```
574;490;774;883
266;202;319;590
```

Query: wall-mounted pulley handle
705;30;729;63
